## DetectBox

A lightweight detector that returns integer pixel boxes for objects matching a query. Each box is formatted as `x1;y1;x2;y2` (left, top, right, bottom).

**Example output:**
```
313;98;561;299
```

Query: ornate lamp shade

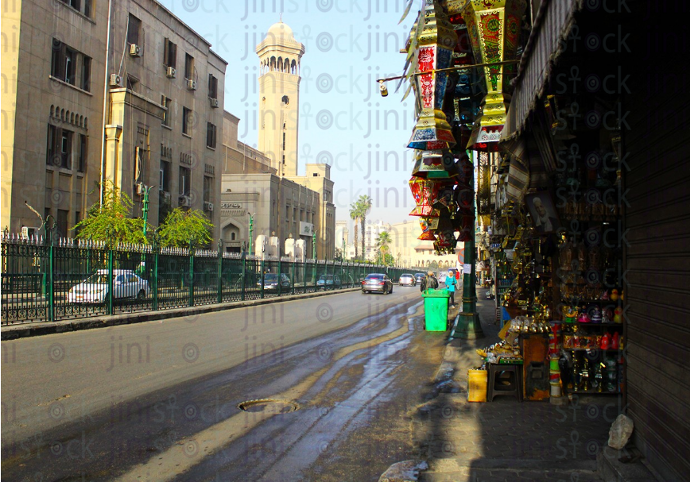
408;1;458;150
419;217;439;241
462;0;526;151
409;177;441;217
411;150;456;179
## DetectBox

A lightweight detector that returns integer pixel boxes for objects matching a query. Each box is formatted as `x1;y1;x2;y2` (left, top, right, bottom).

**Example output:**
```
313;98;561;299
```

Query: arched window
231;233;236;240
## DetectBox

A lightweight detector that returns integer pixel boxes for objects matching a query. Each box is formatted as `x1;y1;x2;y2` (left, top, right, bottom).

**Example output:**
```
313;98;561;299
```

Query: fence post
291;258;295;295
152;239;159;311
47;234;55;322
277;257;282;297
217;240;223;304
241;254;246;301
260;257;265;299
107;248;113;316
188;242;195;307
302;257;307;294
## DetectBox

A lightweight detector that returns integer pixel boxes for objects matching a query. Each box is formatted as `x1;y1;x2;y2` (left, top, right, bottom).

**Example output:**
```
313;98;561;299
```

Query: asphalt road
2;285;448;481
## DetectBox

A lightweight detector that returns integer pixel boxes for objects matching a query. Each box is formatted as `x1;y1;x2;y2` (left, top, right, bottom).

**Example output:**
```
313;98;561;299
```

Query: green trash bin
422;288;450;331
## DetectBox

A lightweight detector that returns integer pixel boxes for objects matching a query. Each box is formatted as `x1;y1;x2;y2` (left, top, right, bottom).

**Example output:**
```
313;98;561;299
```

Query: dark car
361;273;393;295
317;274;341;289
414;272;426;285
399;273;416;287
257;273;291;291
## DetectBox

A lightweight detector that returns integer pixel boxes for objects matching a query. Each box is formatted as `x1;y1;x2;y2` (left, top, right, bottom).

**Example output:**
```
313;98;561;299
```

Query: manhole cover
237;399;299;414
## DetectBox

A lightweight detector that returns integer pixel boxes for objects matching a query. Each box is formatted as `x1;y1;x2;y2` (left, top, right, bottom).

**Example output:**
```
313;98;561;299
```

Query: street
1;287;447;481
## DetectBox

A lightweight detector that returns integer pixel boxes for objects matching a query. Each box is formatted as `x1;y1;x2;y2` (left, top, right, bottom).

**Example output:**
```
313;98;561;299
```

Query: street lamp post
452;150;484;339
312;230;317;260
248;213;254;255
141;184;154;238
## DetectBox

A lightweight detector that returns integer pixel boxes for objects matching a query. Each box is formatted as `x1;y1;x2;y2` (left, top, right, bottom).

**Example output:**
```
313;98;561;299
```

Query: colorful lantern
461;0;527;151
407;1;458;150
419;217;439;240
409;177;441;217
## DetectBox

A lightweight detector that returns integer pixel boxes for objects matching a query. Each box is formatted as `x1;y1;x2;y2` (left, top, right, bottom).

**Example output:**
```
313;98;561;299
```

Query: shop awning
502;136;529;203
500;0;581;140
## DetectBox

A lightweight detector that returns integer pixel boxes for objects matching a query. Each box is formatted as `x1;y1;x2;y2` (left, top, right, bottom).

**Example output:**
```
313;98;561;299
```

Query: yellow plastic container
468;369;488;402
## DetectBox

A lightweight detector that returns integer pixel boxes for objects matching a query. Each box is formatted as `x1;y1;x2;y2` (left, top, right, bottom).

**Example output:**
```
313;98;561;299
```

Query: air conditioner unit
209;97;219;108
166;66;176;78
187;79;197;90
204;202;214;212
178;195;192;207
162;191;171;204
109;74;122;87
129;44;142;57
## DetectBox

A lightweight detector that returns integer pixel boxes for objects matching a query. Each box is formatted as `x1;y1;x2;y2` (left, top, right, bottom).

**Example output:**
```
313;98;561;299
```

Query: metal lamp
461;0;526;151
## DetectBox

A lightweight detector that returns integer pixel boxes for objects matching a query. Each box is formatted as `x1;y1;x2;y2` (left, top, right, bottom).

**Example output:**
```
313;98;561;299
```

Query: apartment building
1;0;226;240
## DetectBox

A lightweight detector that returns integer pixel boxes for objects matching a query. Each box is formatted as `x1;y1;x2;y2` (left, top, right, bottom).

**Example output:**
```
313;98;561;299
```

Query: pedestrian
445;269;456;307
420;270;439;292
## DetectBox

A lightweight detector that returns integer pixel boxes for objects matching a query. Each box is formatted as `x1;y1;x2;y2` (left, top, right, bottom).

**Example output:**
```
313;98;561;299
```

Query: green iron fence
1;234;413;325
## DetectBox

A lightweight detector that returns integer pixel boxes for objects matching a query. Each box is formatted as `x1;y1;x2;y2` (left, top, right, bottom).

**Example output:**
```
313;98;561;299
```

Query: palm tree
376;231;392;264
349;202;360;259
357;195;372;261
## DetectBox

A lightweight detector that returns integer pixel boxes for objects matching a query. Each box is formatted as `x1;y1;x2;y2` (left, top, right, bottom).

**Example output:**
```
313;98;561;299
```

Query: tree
73;181;150;248
357;195;372;260
349;202;360;259
376;231;392;264
158;208;214;248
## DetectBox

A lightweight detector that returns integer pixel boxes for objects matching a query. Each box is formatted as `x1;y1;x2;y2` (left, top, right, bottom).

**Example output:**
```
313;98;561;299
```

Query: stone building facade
1;0;226;240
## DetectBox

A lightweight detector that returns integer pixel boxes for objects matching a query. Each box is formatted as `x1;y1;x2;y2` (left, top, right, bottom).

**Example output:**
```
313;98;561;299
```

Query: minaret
256;21;305;177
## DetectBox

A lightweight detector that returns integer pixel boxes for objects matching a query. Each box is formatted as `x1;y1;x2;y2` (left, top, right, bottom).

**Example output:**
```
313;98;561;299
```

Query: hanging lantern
419;217;439;240
409;177;441;217
462;0;527;151
411;150;456;179
407;1;458;151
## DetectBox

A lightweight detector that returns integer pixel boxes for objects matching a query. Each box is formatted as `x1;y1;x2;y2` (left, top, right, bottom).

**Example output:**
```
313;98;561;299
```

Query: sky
159;0;420;231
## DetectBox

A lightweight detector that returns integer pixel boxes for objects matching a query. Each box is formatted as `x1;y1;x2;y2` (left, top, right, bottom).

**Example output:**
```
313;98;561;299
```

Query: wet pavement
416;288;624;482
1;288;455;481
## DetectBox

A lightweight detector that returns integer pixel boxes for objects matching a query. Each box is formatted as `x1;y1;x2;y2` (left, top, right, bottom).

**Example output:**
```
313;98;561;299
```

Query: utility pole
141;184;154;238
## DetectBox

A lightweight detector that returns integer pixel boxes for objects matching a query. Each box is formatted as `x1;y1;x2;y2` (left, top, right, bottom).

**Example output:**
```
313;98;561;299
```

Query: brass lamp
407;1;458;150
461;0;526;151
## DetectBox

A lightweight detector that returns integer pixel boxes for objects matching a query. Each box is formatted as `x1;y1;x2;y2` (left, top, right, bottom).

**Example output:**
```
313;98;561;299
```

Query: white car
67;269;150;304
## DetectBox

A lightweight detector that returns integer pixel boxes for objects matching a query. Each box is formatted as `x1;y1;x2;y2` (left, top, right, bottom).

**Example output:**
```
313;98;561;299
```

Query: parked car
361;273;393;294
399;274;416;287
67;269;150;304
317;274;341;289
257;273;291;291
414;272;426;285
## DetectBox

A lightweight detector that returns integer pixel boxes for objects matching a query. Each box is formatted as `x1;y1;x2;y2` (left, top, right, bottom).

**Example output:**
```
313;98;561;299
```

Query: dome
266;21;294;41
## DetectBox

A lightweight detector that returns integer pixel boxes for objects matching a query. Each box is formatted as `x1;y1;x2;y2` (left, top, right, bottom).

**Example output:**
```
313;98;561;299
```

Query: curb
1;288;361;340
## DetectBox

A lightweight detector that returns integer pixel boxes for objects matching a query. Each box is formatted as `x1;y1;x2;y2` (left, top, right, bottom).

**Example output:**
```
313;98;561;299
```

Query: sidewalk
412;288;656;482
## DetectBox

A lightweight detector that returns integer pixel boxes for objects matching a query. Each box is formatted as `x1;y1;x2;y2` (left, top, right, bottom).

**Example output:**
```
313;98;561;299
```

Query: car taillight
379;282;385;285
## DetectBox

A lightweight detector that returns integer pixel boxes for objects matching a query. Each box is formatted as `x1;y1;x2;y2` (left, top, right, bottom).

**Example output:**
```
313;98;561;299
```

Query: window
160;160;171;191
58;0;91;17
182;107;192;135
127;14;141;45
51;39;90;88
163;38;177;68
203;176;212;203
208;74;218;99
179;166;190;195
77;134;87;172
161;96;171;127
184;53;194;80
47;125;73;169
74;211;81;235
134;146;145;183
282;95;289;105
57;209;69;238
282;132;285;150
81;56;91;91
206;122;217;149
